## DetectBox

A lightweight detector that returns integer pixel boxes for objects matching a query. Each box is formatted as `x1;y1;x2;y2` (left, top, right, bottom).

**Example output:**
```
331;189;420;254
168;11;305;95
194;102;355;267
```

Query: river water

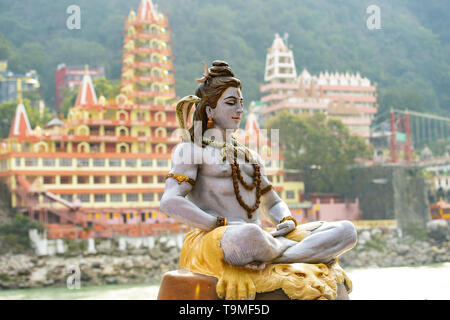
0;263;448;300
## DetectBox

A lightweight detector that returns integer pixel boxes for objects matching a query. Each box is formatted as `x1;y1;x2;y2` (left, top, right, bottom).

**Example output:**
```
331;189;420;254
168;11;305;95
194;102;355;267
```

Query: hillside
0;0;448;120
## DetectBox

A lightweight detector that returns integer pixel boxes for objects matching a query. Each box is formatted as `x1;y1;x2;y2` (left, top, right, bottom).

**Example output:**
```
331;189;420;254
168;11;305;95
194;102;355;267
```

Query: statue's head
189;61;243;141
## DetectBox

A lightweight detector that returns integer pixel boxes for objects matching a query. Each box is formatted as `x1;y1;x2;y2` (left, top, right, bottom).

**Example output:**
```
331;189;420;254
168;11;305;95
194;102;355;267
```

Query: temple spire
9;102;32;137
138;0;157;21
75;65;98;107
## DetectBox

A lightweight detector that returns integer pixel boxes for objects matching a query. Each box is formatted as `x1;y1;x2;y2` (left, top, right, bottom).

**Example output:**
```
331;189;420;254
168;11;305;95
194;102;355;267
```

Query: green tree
59;87;78;118
0;214;44;254
92;77;120;101
266;111;372;195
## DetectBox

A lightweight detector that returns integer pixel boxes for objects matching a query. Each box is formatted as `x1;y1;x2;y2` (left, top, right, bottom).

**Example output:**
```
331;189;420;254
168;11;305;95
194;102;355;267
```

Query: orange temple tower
0;0;186;239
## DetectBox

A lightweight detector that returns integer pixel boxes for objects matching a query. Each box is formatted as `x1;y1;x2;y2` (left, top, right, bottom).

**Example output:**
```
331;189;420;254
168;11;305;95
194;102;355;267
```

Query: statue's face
208;87;243;132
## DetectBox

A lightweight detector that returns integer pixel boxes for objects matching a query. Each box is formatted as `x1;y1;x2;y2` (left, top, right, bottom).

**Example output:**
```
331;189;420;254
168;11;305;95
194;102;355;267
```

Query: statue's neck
204;127;237;144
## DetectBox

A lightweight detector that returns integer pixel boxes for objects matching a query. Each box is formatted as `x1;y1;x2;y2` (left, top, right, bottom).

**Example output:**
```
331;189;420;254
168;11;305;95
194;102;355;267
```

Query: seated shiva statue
160;61;357;300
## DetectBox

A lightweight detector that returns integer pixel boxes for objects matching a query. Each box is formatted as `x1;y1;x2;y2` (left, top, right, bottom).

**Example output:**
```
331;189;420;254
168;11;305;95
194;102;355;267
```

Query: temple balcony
121;61;173;71
121;76;174;85
260;82;298;93
126;33;171;41
125;19;169;28
122;47;172;56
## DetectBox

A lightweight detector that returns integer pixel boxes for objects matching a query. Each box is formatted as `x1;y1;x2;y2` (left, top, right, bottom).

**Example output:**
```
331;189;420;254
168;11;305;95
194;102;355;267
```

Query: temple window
126;176;137;184
55;142;64;152
109;176;121;184
142;176;152;183
77;143;89;153
105;127;115;136
156;159;168;167
43;158;55;167
43;176;55;185
110;193;123;202
154;111;166;122
77;158;89;167
15;158;21;167
120;146;127;153
60;176;72;184
90;143;100;153
59;158;72;167
125;159;137;167
154;127;163;137
77;176;89;184
126;193;139;202
117;111;128;121
93;158;105;167
90;128;99;136
141;159;153;167
118;128;128;137
93;176;105;184
25;158;38;167
94;194;106;202
142;193;154;202
157;175;165;183
155;144;166;154
78;194;90;203
35;143;48;153
109;158;121;167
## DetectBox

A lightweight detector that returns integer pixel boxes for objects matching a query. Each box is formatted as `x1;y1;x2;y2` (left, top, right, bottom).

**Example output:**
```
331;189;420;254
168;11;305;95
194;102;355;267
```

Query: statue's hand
270;220;296;237
216;265;256;300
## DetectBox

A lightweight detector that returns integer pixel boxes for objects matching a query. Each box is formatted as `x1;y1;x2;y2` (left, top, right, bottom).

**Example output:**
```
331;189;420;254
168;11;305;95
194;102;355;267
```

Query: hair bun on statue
212;60;229;67
209;60;235;78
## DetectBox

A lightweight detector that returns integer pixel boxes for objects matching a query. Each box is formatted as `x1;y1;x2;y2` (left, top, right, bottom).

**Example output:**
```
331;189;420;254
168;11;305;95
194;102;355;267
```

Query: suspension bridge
371;108;450;165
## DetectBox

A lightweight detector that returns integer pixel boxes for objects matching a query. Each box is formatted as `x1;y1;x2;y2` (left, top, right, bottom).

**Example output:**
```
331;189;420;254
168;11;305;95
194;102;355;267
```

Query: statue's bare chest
200;147;256;179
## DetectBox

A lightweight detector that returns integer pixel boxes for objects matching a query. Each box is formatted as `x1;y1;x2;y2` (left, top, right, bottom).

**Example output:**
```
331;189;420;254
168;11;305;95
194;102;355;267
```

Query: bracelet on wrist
280;216;297;227
216;216;227;228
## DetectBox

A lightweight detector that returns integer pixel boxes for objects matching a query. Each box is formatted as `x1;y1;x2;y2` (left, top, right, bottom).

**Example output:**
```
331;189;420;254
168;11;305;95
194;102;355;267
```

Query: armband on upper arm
165;173;196;186
261;184;272;195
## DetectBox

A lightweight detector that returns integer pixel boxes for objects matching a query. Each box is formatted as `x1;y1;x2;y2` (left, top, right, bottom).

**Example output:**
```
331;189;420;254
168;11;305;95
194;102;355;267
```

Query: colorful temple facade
259;33;378;139
0;1;310;239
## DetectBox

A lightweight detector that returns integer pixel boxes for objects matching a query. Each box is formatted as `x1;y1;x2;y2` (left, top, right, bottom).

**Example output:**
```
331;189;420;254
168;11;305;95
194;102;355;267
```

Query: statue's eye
295;272;306;278
317;272;325;277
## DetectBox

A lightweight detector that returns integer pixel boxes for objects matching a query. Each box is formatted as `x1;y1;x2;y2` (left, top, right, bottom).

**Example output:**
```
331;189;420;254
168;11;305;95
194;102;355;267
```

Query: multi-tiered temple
0;0;183;239
259;34;378;139
0;2;310;239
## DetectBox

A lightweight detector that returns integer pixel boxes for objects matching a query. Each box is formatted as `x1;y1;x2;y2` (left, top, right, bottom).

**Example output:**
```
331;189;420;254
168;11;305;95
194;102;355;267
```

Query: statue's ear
273;264;292;277
205;105;213;118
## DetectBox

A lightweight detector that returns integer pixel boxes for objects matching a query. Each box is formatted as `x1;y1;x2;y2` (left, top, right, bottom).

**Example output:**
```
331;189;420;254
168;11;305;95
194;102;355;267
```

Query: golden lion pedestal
157;269;350;300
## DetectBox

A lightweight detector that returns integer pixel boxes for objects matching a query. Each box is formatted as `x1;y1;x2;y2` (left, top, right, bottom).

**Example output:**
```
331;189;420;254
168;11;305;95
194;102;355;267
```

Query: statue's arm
160;142;217;231
254;153;294;227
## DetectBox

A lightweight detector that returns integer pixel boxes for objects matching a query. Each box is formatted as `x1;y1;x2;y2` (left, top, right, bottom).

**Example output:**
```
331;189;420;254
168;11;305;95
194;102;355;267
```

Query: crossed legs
220;221;357;268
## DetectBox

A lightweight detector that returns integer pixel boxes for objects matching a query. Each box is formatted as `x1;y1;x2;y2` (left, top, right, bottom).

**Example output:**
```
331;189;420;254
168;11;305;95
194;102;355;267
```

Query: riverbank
0;220;448;290
0;263;448;300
